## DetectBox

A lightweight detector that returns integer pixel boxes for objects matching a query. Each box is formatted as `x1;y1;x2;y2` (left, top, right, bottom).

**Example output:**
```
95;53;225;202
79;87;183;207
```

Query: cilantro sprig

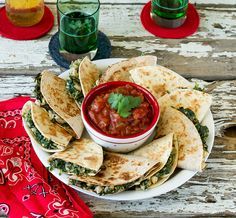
108;93;142;118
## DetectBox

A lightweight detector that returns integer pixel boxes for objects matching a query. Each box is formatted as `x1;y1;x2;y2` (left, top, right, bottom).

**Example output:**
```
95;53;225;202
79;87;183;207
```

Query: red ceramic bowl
81;81;160;153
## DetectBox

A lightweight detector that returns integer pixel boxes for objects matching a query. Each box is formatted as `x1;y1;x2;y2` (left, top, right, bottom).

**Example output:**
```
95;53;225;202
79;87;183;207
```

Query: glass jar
5;0;44;27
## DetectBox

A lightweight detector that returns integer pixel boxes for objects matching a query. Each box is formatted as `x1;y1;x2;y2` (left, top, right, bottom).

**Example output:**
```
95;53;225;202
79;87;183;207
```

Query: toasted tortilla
48;138;103;176
79;56;100;96
31;102;72;146
130;133;173;179
40;70;84;139
130;65;194;99
22;101;69;152
137;135;179;189
158;89;212;122
98;55;157;83
69;152;160;195
156;107;204;171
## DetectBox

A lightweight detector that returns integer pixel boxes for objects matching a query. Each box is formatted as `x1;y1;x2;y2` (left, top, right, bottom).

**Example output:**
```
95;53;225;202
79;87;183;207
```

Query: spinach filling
33;73;51;111
24;110;59;150
70;179;137;195
66;76;84;105
178;107;209;151
193;82;204;92
33;73;72;129
49;158;96;176
66;60;84;105
139;147;176;190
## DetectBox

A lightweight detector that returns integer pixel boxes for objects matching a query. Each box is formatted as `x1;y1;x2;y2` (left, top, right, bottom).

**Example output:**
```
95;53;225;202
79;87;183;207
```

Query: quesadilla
49;138;103;176
22;101;72;152
98;55;157;84
69;152;160;195
34;72;76;137
40;70;84;139
130;133;178;189
156;107;209;171
158;89;212;122
130;65;194;99
79;56;100;96
66;59;84;106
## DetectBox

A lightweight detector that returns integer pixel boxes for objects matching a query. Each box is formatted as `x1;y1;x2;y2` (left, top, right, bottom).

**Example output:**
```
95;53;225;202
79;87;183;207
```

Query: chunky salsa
88;85;152;137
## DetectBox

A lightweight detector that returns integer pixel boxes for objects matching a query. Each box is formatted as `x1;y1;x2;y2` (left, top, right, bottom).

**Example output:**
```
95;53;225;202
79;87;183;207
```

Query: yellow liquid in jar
6;0;44;27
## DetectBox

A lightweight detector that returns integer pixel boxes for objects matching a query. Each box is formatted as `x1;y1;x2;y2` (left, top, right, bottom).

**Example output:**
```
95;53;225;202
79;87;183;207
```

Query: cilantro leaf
108;93;123;109
108;93;142;118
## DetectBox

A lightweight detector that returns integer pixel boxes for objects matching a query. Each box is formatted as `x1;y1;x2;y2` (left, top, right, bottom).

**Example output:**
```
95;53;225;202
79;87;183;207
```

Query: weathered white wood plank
0;5;235;80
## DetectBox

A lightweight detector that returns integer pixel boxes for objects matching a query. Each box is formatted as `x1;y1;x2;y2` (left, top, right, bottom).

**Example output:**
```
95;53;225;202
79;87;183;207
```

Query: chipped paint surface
0;0;235;216
112;40;213;58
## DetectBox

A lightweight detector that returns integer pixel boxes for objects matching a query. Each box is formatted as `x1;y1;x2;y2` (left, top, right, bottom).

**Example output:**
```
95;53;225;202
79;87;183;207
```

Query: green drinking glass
57;0;100;61
151;0;188;28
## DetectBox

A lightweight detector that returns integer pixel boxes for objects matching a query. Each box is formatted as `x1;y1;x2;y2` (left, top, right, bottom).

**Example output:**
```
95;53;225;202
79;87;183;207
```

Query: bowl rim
81;81;160;140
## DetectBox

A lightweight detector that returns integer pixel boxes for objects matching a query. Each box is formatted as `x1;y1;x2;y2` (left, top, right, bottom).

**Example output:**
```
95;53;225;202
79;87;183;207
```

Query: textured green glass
57;0;100;54
151;0;188;20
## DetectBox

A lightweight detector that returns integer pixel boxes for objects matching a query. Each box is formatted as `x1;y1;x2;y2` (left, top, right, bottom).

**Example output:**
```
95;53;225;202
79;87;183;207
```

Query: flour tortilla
158;89;212;122
22;101;69;153
156;107;204;171
137;135;179;189
31;102;72;146
49;138;103;174
69;152;160;195
98;55;157;83
130;65;194;99
130;133;174;179
40;70;84;138
79;56;100;96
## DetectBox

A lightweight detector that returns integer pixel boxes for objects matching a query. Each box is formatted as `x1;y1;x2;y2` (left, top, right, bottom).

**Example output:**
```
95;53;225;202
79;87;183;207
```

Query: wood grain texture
0;3;235;80
0;0;235;216
0;76;235;216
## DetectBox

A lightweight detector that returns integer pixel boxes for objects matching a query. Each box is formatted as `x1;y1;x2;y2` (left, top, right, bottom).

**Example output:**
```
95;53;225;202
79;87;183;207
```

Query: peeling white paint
0;38;55;68
212;52;236;58
172;42;213;58
112;40;213;58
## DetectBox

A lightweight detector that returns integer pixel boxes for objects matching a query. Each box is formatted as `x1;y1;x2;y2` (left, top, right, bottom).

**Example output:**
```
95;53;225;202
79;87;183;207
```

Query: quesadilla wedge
130;65;194;99
79;56;100;96
40;70;84;139
156;107;209;171
48;138;103;176
130;133;173;178
98;55;157;84
158;89;212;122
69;152;160;195
34;72;77;137
22;101;72;152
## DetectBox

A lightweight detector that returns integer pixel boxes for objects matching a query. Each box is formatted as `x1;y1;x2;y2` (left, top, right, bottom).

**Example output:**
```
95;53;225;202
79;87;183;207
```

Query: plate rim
28;58;215;201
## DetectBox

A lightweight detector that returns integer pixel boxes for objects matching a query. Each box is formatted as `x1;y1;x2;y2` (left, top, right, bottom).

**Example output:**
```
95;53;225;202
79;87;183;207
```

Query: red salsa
88;85;153;137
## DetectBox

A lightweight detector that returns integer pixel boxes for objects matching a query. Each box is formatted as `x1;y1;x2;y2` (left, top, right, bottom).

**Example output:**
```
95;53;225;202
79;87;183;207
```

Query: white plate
27;58;215;201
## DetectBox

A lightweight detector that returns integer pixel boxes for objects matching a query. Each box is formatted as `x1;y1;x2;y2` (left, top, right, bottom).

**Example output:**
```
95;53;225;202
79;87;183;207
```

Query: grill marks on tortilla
99;55;157;83
40;71;84;138
69;152;159;187
79;57;100;96
31;102;72;147
49;138;103;172
41;71;80;118
130;66;193;99
158;89;212;122
156;107;203;171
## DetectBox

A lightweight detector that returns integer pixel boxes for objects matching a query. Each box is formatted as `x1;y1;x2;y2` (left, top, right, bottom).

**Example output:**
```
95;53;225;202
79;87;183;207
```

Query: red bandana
0;97;93;218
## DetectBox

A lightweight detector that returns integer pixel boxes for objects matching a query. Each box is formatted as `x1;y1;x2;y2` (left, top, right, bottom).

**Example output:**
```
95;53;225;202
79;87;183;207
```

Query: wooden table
0;0;235;217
